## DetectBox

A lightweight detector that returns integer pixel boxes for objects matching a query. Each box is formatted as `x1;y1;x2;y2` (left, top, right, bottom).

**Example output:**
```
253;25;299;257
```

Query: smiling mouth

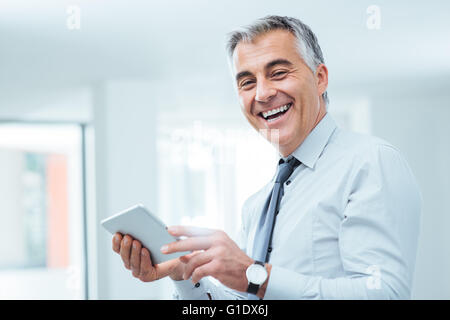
258;103;292;123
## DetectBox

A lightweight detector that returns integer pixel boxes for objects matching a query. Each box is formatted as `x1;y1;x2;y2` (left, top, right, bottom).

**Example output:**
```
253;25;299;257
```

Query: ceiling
0;0;449;101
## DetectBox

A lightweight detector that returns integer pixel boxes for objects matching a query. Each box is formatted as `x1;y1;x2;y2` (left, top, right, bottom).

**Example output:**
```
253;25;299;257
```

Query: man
112;15;421;299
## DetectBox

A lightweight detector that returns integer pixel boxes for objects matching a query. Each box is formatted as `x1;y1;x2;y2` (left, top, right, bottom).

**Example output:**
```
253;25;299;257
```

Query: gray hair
226;15;329;105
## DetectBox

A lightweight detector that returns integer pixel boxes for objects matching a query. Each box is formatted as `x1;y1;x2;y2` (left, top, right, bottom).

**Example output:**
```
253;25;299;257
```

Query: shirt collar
281;112;337;169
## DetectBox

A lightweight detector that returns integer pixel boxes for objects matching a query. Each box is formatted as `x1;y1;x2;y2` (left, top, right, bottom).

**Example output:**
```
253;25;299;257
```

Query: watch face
246;264;268;285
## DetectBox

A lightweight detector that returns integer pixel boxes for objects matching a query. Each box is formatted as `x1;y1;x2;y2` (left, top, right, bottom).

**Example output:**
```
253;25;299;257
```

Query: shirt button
268;247;272;253
286;180;291;185
195;282;200;288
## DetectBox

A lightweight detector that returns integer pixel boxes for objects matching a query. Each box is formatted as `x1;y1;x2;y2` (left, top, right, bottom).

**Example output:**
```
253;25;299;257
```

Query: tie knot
275;157;300;183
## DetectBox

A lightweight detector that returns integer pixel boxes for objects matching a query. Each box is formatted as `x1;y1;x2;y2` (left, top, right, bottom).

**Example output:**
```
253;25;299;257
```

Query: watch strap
254;260;264;267
247;282;259;295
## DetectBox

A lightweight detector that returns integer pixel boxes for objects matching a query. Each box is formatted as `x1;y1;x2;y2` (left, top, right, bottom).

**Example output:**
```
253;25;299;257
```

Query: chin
266;130;289;147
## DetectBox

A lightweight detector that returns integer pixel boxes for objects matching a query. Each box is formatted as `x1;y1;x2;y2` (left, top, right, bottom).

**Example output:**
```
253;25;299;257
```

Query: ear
315;64;328;97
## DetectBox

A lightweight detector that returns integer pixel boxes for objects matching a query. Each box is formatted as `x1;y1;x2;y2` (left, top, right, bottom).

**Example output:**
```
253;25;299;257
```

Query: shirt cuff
172;279;211;300
264;265;311;300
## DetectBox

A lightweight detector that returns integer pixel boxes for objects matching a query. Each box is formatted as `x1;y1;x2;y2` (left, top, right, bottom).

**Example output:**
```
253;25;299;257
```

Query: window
0;123;86;299
157;117;278;242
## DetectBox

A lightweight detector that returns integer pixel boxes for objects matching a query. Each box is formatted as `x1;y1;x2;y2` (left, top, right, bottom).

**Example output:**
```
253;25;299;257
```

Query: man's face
232;29;328;156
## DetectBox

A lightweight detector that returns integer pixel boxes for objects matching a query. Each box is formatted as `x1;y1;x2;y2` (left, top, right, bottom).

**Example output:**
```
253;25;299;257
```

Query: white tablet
101;204;189;264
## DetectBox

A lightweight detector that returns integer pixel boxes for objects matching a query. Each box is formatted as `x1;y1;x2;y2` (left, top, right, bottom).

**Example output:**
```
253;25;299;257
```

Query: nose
255;78;276;103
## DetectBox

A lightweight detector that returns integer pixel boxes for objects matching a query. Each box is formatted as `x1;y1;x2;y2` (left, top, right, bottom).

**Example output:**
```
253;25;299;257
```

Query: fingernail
167;226;177;233
160;245;168;253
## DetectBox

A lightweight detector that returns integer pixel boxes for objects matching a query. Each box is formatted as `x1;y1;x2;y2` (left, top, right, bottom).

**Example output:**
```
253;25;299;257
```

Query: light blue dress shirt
173;112;422;299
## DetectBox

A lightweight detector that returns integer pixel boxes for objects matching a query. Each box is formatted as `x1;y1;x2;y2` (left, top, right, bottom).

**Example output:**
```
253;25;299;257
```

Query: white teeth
268;115;281;123
262;103;291;120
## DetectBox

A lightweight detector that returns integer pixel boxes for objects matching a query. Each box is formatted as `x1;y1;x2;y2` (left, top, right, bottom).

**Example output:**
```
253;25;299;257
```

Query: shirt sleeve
172;277;247;300
264;144;422;299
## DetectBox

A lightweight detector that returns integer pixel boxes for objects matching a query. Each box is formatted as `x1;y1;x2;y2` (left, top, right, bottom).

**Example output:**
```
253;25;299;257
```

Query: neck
278;101;327;158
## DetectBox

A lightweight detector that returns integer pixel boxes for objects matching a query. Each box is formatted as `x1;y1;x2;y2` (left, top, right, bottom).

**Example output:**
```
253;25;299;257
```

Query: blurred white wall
93;80;174;299
0;0;449;299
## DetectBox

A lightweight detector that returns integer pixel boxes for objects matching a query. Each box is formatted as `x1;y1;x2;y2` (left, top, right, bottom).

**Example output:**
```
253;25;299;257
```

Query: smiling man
112;15;422;299
232;28;328;158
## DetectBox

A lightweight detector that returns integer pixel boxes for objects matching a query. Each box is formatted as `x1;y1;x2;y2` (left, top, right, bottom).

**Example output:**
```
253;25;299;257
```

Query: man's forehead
232;30;299;73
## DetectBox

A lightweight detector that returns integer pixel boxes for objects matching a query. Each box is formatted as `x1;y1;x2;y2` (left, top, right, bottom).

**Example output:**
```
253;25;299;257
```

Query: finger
154;258;182;280
191;261;215;284
130;240;142;277
167;225;216;237
161;236;212;254
120;234;133;269
139;247;155;281
179;251;202;264
112;233;123;253
183;251;213;280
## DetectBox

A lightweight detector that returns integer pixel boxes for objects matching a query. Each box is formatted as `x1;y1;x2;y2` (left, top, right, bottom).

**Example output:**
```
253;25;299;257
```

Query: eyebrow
266;58;294;70
235;58;294;83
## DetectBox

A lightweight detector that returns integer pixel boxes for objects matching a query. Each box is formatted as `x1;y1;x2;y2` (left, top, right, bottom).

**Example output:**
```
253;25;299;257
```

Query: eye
240;80;255;89
272;70;287;78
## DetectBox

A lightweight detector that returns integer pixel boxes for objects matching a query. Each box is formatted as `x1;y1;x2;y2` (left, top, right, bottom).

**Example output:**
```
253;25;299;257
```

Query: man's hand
112;233;186;282
161;226;255;293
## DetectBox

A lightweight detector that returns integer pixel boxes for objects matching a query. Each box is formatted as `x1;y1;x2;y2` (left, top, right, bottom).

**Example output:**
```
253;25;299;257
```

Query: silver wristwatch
246;260;268;295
